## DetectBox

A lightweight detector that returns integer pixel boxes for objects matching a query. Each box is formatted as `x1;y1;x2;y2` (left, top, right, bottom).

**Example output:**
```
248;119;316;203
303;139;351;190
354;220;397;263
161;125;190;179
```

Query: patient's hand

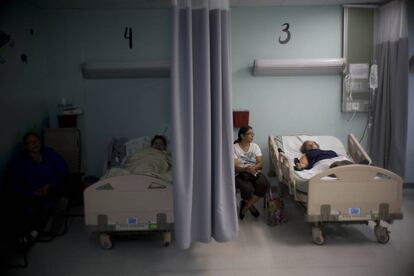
294;154;309;171
294;158;303;171
294;155;309;171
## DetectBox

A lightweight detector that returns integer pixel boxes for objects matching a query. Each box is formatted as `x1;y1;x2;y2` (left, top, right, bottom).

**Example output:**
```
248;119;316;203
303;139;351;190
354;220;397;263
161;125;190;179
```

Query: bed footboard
306;165;403;223
84;175;174;248
84;175;174;231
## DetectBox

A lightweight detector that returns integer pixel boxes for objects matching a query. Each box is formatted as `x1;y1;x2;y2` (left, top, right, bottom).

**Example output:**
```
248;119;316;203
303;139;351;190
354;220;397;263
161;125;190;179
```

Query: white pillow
125;136;151;157
316;136;347;156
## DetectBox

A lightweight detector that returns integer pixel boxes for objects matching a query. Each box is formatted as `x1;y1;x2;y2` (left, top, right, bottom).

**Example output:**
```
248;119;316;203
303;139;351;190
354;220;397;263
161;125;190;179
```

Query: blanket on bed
102;148;172;183
295;156;350;180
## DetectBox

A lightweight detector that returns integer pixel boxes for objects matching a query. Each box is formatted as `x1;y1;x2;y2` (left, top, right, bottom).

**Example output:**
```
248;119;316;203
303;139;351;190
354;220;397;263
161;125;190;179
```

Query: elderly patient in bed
103;135;172;183
294;140;353;171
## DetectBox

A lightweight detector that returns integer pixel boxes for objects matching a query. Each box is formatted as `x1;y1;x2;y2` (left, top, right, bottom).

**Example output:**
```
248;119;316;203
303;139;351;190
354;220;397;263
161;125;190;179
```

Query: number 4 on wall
278;23;291;44
124;27;133;49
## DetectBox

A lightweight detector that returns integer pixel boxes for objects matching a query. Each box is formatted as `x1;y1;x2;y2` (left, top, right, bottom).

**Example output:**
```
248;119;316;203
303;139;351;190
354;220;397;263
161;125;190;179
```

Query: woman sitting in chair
234;126;270;220
11;132;68;241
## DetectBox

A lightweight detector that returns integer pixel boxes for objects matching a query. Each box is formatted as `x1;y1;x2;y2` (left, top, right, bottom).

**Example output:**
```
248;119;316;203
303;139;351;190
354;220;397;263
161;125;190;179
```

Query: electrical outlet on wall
345;102;360;112
351;102;359;111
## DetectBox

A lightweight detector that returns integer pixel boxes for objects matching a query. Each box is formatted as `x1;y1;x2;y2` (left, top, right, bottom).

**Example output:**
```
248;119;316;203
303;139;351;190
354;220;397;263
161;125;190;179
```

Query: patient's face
304;141;319;151
152;139;166;151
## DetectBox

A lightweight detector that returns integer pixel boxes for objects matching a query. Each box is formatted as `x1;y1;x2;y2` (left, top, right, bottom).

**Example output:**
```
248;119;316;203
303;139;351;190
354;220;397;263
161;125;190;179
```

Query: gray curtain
170;0;238;249
370;0;409;177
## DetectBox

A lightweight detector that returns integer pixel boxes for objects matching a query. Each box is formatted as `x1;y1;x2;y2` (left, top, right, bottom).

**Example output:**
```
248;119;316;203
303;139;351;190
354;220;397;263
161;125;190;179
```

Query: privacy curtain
369;0;409;177
170;0;238;249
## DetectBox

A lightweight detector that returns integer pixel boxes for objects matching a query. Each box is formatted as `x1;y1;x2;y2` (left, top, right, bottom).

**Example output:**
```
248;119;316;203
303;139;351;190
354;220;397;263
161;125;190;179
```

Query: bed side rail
268;135;298;197
278;151;296;196
348;133;372;165
268;136;281;180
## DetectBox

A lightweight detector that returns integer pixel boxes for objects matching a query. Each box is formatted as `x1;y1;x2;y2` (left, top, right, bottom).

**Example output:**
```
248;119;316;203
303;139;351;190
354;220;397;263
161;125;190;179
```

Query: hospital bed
84;136;173;249
268;134;403;245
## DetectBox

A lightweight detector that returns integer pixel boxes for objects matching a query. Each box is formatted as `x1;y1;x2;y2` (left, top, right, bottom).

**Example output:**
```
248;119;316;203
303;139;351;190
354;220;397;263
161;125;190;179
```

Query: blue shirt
305;149;338;169
12;147;68;199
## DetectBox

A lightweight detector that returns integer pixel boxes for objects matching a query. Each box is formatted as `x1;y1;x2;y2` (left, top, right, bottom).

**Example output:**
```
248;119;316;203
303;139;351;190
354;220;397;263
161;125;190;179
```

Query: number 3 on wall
278;23;291;44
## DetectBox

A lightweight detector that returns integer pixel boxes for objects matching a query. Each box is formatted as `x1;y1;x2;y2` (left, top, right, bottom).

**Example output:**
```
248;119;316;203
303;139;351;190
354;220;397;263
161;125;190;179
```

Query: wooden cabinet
44;128;81;174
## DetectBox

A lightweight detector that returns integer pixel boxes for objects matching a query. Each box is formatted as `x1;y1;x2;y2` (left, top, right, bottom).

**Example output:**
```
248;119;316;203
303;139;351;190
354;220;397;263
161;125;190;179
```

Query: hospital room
0;0;413;275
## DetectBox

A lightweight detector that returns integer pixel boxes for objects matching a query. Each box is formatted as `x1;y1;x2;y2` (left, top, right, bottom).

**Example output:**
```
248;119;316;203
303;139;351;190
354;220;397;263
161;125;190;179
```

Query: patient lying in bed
102;135;172;183
294;140;351;171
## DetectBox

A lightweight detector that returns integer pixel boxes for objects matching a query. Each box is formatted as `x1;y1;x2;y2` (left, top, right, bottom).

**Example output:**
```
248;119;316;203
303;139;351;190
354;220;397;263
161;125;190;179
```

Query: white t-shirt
233;143;262;167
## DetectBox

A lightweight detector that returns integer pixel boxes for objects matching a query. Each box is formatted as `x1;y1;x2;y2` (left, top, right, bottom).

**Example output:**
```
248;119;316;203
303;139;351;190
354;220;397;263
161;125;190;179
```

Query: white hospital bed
84;136;173;249
268;134;403;245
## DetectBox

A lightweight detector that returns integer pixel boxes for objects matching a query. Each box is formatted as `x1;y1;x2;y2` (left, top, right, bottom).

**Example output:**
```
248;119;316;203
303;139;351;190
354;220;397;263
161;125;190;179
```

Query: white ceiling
27;0;388;9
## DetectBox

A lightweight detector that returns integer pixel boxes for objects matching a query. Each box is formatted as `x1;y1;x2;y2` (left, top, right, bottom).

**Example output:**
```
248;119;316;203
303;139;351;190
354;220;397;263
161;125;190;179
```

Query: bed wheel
99;233;113;249
163;231;171;247
374;225;390;244
312;226;325;246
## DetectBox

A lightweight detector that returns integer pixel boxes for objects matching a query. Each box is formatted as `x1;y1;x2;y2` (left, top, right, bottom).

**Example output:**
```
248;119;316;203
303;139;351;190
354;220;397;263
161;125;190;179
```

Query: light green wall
0;1;49;179
0;4;382;179
44;9;171;176
0;4;171;177
231;6;367;173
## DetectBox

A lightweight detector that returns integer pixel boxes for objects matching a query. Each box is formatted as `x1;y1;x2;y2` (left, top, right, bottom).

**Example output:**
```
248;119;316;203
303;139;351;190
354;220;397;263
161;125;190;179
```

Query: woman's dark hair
22;132;41;145
233;125;252;144
151;135;167;148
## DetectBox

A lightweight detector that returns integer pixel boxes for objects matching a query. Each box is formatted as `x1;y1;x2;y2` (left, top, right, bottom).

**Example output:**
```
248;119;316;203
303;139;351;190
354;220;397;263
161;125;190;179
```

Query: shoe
249;205;260;218
239;200;246;220
36;232;54;242
20;235;35;248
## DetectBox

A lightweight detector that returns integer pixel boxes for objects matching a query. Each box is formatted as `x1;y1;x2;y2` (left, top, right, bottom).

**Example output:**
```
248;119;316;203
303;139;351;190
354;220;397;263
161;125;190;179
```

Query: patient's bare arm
294;155;309;171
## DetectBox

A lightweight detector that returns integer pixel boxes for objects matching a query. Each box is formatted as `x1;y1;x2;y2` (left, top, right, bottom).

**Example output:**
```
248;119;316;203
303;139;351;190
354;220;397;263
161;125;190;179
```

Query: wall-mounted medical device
342;6;375;113
342;63;371;112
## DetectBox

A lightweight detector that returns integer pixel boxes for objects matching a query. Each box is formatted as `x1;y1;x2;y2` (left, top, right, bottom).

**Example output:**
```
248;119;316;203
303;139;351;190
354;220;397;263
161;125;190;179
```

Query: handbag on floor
266;187;287;226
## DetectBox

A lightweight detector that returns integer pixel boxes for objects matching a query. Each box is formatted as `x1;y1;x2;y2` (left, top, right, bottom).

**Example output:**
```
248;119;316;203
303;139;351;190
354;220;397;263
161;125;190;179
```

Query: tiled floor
4;185;414;276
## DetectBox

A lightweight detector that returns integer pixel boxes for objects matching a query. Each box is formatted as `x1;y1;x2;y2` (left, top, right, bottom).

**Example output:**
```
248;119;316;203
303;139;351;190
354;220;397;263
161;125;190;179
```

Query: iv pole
367;60;378;154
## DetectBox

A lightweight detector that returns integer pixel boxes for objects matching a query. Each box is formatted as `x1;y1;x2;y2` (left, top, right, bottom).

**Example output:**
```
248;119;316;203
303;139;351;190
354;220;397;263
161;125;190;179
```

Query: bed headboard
124;136;151;157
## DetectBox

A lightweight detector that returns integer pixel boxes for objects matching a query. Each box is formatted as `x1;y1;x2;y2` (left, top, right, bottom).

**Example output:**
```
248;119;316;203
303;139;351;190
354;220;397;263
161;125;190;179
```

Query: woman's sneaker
249;205;260;218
